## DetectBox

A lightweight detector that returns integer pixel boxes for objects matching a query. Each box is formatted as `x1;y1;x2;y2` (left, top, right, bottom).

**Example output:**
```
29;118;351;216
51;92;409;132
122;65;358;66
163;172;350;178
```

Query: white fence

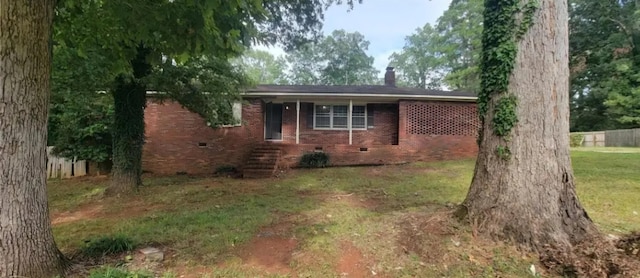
46;147;87;179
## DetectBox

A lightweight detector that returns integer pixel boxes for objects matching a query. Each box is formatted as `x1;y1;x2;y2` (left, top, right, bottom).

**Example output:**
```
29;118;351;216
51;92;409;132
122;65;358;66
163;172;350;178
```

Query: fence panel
605;128;640;147
46;147;87;179
579;131;605;147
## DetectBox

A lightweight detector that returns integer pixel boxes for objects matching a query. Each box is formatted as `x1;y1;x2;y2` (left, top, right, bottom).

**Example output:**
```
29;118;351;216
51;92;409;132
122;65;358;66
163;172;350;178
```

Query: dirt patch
237;236;297;274
332;193;380;210
231;216;299;275
52;204;104;225
396;210;458;264
337;241;370;278
51;198;164;226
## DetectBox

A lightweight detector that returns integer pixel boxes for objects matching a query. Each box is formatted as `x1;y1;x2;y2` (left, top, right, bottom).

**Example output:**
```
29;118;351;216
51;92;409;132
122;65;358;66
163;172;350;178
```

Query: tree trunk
0;1;68;276
107;47;151;195
460;0;598;251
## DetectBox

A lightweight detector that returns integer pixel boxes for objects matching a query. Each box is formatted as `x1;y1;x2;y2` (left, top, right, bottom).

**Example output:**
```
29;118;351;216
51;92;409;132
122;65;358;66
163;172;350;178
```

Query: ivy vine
477;0;539;160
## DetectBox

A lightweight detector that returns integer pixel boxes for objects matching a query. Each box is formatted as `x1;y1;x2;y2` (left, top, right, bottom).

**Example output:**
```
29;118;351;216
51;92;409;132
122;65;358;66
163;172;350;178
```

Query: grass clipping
540;233;640;277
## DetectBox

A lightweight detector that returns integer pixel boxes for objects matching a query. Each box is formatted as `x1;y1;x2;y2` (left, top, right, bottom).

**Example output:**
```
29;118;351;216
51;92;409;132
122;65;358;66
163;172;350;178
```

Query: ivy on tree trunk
458;0;597;251
108;47;151;195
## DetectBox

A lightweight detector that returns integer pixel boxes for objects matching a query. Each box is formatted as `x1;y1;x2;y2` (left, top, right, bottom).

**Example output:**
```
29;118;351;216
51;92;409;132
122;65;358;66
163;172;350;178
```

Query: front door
265;103;283;140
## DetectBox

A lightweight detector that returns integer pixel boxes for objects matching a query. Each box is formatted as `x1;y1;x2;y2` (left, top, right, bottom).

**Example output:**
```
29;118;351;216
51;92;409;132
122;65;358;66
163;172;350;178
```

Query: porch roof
244;85;477;102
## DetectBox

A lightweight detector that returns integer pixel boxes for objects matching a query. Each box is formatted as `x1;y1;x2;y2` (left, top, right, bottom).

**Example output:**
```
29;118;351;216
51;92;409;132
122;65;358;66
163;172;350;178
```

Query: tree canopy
389;0;483;92
569;0;640;131
52;0;362;194
232;49;289;84
287;29;379;85
389;23;444;89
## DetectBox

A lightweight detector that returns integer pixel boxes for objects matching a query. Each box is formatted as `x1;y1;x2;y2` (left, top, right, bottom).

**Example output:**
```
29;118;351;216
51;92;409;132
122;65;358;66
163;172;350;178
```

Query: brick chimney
384;66;396;86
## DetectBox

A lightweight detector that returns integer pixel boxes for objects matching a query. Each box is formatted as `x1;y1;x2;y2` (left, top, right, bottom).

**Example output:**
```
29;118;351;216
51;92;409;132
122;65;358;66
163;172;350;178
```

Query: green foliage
492;95;518;137
215;165;238;175
389;24;445;89
81;235;135;257
52;0;362;191
148;55;251;127
286;43;323;84
88;267;152;278
436;0;484;92
496;145;512;160
299;152;330;168
570;134;584;147
390;0;484;91
49;42;117;162
569;0;640;131
232;49;289;84
49;92;113;162
287;30;379;85
604;74;640;126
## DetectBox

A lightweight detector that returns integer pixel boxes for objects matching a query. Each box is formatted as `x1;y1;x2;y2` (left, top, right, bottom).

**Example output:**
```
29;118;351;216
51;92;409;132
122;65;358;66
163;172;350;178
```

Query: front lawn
49;149;640;277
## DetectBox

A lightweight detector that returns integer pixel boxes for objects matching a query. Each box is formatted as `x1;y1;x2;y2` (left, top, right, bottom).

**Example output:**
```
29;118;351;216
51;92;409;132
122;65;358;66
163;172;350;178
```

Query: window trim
313;104;367;130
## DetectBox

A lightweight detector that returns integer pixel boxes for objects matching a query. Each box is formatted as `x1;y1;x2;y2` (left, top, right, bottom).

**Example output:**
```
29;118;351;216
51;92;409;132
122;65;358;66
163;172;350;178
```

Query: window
219;101;242;127
352;106;365;129
314;104;366;129
232;102;242;125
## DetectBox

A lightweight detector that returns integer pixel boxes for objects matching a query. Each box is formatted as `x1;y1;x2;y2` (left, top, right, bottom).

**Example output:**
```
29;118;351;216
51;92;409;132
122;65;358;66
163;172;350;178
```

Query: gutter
243;91;477;101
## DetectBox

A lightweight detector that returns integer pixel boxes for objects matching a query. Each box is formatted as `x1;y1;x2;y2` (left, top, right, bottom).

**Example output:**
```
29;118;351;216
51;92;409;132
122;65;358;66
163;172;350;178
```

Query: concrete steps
243;145;282;178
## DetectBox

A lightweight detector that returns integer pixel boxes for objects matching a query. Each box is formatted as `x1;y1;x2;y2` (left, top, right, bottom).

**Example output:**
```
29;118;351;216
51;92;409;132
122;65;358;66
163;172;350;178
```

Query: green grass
49;149;640;277
571;150;640;233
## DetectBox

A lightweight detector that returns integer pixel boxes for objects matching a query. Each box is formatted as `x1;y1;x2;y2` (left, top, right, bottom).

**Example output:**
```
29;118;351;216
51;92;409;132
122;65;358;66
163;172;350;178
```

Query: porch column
296;99;300;144
348;99;353;145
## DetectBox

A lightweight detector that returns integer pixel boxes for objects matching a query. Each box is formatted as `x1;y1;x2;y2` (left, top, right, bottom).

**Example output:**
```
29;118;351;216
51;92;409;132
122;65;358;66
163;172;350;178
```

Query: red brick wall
142;97;479;174
276;100;479;168
142;98;263;174
280;102;398;145
397;100;479;162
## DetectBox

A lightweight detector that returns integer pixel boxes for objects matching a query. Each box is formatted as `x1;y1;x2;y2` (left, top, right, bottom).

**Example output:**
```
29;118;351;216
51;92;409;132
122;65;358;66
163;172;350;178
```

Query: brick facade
142;98;479;174
280;103;398;145
142;98;263;174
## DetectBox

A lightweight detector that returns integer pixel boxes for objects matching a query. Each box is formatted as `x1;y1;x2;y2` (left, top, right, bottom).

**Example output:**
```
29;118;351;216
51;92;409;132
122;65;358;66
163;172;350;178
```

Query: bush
570;134;584;147
82;235;135;257
299;152;330;168
215;165;238;175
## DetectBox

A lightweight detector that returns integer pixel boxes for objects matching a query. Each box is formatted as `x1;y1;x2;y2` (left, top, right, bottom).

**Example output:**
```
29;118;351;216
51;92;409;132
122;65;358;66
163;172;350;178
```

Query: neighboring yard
49;149;640;277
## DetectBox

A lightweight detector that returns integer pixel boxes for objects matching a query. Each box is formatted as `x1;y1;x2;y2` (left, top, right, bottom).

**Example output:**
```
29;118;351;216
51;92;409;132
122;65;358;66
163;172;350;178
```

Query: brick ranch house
142;68;480;177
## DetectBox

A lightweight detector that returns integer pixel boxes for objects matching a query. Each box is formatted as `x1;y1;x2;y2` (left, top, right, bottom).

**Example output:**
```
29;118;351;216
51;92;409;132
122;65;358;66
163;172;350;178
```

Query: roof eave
242;91;477;102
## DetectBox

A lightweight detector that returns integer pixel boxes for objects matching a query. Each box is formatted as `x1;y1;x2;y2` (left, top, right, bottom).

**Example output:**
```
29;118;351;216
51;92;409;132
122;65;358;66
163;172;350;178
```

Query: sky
258;0;452;76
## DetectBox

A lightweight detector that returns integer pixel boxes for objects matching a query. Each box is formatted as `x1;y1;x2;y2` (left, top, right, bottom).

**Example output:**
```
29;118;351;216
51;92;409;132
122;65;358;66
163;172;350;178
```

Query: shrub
299;152;330;168
82;235;135;257
215;165;238;175
570;134;584;147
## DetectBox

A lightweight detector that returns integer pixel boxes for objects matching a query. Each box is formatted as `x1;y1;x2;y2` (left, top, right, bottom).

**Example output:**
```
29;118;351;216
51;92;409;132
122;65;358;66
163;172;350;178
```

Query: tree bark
0;0;68;276
460;0;598;251
107;47;151;195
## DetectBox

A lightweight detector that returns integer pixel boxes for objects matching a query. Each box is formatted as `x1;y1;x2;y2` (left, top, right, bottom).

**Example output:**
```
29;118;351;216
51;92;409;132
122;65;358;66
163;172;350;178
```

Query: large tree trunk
460;0;597;251
0;0;68;276
107;47;151;195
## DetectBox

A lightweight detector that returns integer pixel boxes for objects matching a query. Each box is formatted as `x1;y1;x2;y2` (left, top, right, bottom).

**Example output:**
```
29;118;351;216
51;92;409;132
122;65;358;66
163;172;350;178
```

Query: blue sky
258;0;452;75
